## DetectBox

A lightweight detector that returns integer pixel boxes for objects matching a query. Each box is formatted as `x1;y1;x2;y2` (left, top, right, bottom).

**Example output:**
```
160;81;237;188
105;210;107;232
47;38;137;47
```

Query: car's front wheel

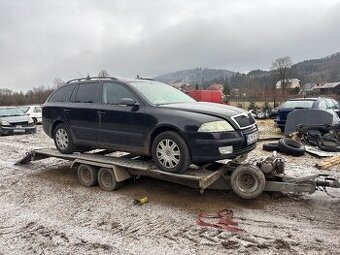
152;131;191;173
53;123;75;154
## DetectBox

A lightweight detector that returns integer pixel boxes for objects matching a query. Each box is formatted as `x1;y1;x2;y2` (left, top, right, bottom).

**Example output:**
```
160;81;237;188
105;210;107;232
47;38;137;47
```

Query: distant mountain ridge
154;67;235;85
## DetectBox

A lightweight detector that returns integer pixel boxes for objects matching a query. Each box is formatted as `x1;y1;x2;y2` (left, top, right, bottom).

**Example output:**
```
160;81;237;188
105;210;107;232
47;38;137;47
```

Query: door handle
97;111;105;115
63;108;70;112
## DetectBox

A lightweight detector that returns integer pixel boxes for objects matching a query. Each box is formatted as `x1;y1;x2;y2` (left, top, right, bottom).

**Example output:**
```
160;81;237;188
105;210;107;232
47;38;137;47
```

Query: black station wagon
43;77;258;173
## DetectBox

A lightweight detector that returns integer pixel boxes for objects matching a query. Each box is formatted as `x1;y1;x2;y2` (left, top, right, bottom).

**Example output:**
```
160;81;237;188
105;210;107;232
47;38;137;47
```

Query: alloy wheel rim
56;128;69;150
156;139;181;169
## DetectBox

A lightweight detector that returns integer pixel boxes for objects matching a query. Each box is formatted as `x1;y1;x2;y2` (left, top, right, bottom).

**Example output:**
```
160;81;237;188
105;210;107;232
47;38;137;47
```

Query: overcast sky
1;0;340;91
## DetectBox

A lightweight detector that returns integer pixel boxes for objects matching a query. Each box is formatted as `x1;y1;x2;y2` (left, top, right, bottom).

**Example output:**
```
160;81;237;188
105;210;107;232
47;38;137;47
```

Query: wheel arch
51;120;65;137
149;125;189;154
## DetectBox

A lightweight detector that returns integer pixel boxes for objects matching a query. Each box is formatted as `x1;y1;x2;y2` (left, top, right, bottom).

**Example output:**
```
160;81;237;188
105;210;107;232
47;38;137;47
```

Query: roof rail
66;76;119;84
135;75;154;81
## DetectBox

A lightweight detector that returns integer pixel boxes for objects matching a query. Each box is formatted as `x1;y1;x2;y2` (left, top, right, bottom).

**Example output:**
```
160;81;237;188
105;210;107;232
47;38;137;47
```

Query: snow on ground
0;123;339;255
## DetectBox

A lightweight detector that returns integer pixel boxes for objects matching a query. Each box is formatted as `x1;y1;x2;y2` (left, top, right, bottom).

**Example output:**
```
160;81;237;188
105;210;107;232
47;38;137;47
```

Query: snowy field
0;124;339;255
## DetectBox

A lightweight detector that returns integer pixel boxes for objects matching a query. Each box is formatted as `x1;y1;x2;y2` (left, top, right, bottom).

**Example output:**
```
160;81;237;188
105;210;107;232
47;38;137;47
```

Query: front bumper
0;125;37;135
184;126;258;163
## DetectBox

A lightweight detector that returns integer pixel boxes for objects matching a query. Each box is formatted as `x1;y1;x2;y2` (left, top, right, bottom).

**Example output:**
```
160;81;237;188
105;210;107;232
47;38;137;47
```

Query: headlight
198;120;234;132
1;120;11;126
28;117;34;124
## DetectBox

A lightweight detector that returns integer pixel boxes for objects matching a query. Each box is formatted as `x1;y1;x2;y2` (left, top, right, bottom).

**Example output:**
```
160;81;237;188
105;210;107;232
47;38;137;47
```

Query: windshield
0;108;26;117
19;107;29;113
128;80;195;105
283;100;315;109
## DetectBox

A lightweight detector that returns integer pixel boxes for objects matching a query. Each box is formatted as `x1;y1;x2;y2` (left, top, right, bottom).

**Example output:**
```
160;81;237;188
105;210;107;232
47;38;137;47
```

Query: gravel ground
0;123;339;255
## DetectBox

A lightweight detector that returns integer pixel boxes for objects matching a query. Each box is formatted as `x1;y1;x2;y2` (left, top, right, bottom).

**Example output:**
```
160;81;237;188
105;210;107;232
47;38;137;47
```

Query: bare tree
98;70;109;78
271;56;292;94
53;77;65;88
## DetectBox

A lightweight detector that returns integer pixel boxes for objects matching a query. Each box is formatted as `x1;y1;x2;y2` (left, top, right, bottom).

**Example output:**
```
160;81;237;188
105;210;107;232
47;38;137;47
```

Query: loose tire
262;142;280;152
98;168;121;191
152;131;191;173
53;123;75;154
230;164;266;199
77;164;98;187
278;138;305;156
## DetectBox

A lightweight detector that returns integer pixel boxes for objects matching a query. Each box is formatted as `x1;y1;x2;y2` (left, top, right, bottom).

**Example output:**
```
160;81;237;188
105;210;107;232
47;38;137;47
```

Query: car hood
159;102;249;124
0;115;29;123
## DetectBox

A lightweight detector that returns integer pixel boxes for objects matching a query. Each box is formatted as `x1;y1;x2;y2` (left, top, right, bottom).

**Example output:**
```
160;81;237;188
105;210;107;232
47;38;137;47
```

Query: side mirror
119;98;139;106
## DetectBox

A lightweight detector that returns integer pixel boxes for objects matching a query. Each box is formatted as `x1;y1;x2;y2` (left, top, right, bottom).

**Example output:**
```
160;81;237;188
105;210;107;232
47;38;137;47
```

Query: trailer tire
278;138;305;156
77;164;98;187
262;142;280;152
152;131;191;173
98;168;121;191
230;164;266;199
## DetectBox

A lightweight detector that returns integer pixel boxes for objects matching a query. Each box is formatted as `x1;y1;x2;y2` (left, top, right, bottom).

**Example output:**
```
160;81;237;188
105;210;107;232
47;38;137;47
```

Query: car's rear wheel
152;131;191;173
53;123;75;154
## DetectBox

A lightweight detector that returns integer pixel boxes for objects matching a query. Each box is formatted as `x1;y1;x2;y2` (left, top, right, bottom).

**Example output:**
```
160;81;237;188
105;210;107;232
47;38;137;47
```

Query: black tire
280;127;285;133
278;138;305;157
98;167;121;191
32;117;37;124
151;131;191;173
77;164;98;187
53;123;75;154
230;164;266;199
262;142;280;152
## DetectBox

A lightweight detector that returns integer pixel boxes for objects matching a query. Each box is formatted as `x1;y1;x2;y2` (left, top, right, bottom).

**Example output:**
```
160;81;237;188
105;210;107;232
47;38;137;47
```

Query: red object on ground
188;90;229;105
197;209;243;232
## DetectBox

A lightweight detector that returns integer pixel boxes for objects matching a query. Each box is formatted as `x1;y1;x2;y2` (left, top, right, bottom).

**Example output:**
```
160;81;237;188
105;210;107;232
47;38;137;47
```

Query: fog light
218;146;233;154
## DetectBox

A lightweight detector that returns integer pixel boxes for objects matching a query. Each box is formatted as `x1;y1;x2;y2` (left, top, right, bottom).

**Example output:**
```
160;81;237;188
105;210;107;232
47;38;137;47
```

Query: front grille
10;121;29;127
232;113;256;129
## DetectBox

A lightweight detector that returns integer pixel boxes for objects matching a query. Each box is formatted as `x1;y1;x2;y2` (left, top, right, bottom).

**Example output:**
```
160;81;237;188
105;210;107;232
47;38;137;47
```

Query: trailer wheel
230;164;266;199
77;164;98;187
98;168;121;191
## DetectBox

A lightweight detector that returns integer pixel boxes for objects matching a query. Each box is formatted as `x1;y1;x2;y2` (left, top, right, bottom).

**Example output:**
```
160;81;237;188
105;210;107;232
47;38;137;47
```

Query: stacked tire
262;138;305;157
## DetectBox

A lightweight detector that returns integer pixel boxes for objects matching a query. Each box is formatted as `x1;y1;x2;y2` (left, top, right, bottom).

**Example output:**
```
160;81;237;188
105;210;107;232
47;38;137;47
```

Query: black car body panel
43;78;258;163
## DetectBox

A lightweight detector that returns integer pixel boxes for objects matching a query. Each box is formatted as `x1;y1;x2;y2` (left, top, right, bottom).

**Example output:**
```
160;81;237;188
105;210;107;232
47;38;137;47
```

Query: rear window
49;85;75;102
75;83;98;103
283;100;315;109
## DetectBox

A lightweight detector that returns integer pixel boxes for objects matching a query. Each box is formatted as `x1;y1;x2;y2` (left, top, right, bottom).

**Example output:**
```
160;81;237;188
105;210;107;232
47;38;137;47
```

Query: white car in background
19;105;42;124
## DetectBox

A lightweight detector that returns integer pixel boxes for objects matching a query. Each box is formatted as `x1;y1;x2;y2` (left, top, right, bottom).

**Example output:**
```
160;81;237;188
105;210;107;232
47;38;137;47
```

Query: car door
66;82;101;146
97;82;146;152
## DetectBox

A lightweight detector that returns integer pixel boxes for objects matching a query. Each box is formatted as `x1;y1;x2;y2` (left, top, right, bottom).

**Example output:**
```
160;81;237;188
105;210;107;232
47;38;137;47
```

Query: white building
276;78;301;89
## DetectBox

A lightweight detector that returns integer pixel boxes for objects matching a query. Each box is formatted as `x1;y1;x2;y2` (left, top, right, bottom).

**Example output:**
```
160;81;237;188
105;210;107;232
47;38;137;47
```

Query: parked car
19;105;42;124
276;97;340;132
270;104;283;119
42;77;258;173
0;107;37;135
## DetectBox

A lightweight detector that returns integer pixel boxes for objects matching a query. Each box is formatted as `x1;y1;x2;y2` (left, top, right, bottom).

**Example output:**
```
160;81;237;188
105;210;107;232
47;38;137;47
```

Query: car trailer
16;148;340;199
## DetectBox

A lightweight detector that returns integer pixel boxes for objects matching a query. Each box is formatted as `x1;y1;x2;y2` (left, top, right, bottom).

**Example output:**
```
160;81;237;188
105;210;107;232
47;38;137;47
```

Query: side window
75;83;98;103
318;100;327;109
102;83;136;105
34;107;42;113
48;85;75;102
325;99;338;109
